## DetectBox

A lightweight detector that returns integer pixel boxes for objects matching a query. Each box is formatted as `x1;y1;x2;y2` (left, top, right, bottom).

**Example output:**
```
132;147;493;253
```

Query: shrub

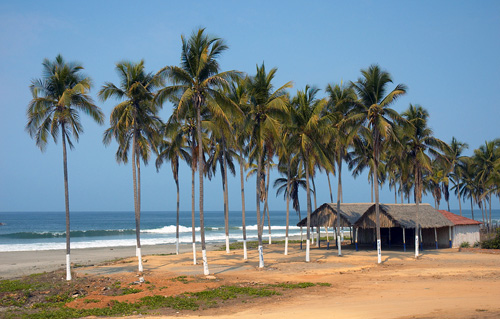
460;242;470;248
481;230;500;249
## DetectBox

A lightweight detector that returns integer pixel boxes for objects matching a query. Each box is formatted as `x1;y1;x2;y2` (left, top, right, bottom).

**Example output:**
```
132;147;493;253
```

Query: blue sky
1;1;499;213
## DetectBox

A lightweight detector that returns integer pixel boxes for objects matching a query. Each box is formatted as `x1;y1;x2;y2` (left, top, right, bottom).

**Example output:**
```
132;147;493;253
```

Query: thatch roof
354;203;454;229
296;203;372;227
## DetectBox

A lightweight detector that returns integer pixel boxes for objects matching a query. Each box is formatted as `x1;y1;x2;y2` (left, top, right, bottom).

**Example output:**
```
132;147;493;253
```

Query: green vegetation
460;242;471;248
0;270;329;319
481;230;500;249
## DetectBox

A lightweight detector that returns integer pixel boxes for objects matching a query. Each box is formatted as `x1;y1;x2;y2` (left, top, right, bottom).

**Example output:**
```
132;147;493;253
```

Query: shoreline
0;235;305;279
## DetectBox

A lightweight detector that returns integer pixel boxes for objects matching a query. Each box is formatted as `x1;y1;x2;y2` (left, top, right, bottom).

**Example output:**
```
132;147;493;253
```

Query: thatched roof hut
354;203;454;229
296;203;372;227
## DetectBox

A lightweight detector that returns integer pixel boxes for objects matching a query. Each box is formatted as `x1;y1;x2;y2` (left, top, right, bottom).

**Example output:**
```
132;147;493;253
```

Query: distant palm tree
445;137;469;215
245;62;292;267
325;82;357;256
155;119;191;255
155;28;241;275
402;104;449;258
289;85;331;262
351;64;407;264
26;54;104;280
100;60;162;273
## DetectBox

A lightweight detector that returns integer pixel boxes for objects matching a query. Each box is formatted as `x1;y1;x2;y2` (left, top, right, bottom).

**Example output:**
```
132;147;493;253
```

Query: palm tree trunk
371;178;374;203
256;149;264;268
415;165;420;258
481;199;486;226
336;154;342;256
457;184;463;216
470;198;474;220
312;175;317;210
196;97;209;275
374;132;382;264
265;163;272;244
285;157;291;255
132;132;143;272
305;155;312;262
61;128;71;281
191;138;197;265
175;178;180;255
327;171;333;203
239;151;248;260
489;195;492;231
222;139;230;254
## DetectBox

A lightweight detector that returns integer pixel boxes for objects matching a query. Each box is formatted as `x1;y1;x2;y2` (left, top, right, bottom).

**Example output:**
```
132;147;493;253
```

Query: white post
434;228;438;249
306;239;310;262
176;238;179;255
377;239;381;264
258;245;265;268
192;243;197;265
284;237;288;256
202;249;209;275
243;239;248;260
402;227;406;252
66;254;71;281
137;247;143;272
415;228;419;258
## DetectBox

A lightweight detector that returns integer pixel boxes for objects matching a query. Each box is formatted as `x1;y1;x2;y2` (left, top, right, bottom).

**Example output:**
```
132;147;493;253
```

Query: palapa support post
350;227;353;244
420;227;423;251
402;227;406;252
317;227;320;248
355;227;358;251
373;228;376;250
434;227;438;249
326;227;330;250
448;226;452;248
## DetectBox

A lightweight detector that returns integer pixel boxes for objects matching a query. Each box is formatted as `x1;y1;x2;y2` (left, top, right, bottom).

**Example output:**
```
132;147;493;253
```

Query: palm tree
26;54;104;280
245;62;292;267
289;85;331;262
402;104;449;258
443;137;469;213
155;28;241;275
274;158;308;252
325;82;357;256
155;119;191;255
351;64;407;264
100;60;162;273
473;139;500;228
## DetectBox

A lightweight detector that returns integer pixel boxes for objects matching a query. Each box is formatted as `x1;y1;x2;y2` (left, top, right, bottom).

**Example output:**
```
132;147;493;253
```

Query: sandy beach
2;242;500;318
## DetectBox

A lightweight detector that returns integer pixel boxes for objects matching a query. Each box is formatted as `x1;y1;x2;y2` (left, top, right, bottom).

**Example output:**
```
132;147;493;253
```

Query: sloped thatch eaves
354;203;454;229
296;203;371;227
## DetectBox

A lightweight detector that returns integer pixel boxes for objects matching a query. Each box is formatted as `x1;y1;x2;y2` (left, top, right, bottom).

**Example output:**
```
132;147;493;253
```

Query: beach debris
205;275;217;280
71;289;87;298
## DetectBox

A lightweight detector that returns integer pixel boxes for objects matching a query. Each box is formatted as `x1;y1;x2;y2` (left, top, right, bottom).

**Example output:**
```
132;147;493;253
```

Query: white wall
453;225;481;248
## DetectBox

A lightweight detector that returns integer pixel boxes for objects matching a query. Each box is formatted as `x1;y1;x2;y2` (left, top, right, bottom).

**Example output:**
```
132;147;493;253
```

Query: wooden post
434;227;438;249
420;228;423;251
317;227;320;248
448;226;452;248
402;227;406;252
373;228;376;249
355;227;359;251
326;227;329;250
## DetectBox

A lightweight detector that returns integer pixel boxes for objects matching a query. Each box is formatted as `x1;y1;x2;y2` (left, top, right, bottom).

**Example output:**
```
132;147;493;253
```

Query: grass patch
0;279;34;292
272;282;315;289
170;276;189;284
120;287;142;295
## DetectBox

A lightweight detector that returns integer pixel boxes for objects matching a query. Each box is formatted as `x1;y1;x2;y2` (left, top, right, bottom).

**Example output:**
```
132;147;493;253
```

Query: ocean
0;210;304;252
0;208;498;252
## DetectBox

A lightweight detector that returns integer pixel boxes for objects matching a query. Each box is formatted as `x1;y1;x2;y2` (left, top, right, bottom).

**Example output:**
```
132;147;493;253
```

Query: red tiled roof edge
438;210;482;226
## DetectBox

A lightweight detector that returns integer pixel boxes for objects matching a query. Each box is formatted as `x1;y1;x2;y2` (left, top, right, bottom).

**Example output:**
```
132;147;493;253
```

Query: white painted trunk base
258;245;264;268
243;239;248;260
192;243;197;265
202;249;209;275
284;237;289;255
176;238;179;255
137;247;143;272
337;235;342;256
136;246;139;257
306;239;310;262
415;235;419;258
377;239;382;264
268;234;272;245
66;254;71;281
226;236;230;254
